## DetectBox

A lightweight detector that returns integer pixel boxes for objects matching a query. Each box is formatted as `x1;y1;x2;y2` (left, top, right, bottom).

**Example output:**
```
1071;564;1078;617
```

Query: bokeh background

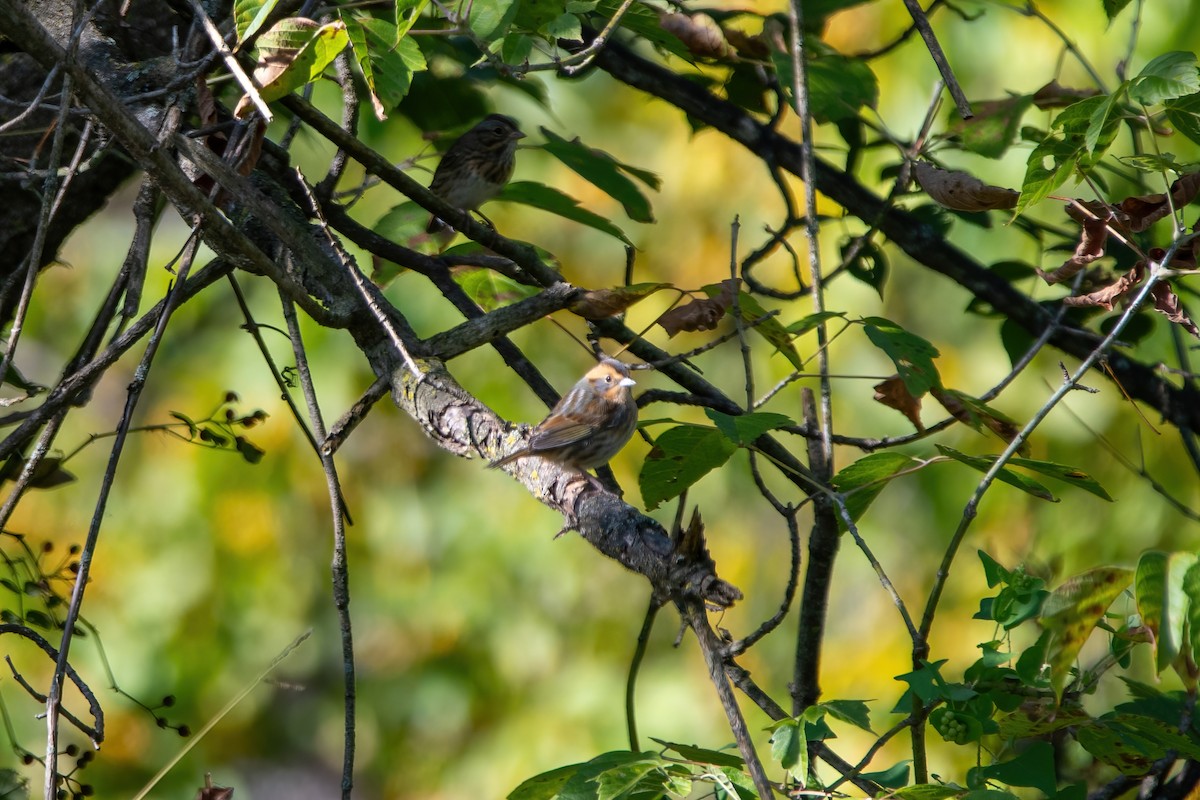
4;0;1200;797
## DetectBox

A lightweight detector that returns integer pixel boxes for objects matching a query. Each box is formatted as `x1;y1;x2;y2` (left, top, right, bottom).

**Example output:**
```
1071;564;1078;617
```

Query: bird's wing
528;417;596;450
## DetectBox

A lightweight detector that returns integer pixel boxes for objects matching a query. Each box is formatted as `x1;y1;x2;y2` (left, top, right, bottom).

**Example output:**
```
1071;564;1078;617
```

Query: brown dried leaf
659;12;731;59
569;282;670;320
1063;262;1146;311
1037;212;1110;285
1032;80;1101;110
913;161;1019;212
657;279;737;336
1151;282;1200;338
1119;171;1200;232
874;375;923;431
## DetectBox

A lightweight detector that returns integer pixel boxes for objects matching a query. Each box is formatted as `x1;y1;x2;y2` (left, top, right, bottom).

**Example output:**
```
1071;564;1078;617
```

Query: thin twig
625;598;660;751
186;0;271;121
900;0;973;118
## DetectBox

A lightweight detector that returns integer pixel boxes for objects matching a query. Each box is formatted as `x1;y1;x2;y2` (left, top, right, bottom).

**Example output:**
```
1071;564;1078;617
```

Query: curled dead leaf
1037;209;1110;285
1151;282;1199;338
657;279;737;336
1063;262;1145;311
568;282;669;320
873;374;923;431
1118;171;1200;232
913;161;1019;212
659;12;731;59
930;386;1026;452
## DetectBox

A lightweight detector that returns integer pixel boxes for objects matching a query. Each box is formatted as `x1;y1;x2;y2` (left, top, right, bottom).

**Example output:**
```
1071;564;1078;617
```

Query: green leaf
843;239;889;298
948;95;1034;159
787;311;847;336
252;19;349;105
541;12;582;41
451;267;540;312
1135;550;1198;673
234;0;283;43
498;181;633;245
395;0;429;37
1103;0;1133;20
1016;96;1118;215
1164;92;1200;146
538;129;657;223
468;0;519;42
704;410;794;445
1085;85;1128;154
718;289;802;369
861;316;940;397
821;699;873;733
768;718;806;781
830;453;918;526
591;755;668;800
649;739;744;768
501;34;534;66
891;784;962;800
1130;51;1200;105
978;550;1011;588
935;446;1056;501
861;761;910;789
1040;566;1135;698
1003;457;1113;500
968;741;1057;796
234;436;265;465
639;425;737;510
344;16;425;117
772;51;878;123
507;763;579;800
1186;559;1200;666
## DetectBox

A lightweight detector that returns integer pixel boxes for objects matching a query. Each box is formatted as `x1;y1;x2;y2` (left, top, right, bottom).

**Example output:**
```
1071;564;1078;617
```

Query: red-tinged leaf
1119;171;1200;232
930;387;1024;450
1063;262;1146;311
874;375;923;430
657;279;736;336
1032;80;1101;110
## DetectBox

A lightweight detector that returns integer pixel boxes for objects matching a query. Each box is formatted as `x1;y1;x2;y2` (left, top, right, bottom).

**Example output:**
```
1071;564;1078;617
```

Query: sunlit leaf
1040;566;1135;698
451;267;540;312
649;738;744;768
719;289;802;369
639;425;737;510
234;0;283;43
1130;51;1200;105
830;452;918;526
768;718;806;781
1135;550;1197;673
1004;457;1113;500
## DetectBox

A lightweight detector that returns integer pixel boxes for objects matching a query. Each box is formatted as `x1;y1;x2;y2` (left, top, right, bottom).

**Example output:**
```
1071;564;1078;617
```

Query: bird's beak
619;377;636;388
514;130;527;140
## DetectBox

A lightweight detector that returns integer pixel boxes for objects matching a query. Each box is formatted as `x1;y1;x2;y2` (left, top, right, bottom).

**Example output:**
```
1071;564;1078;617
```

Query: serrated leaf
861;317;940;397
234;0;283;43
498;181;632;245
1016;96;1118;215
557;752;662;800
541;12;582;41
1130;51;1200;106
935;445;1057;501
704;409;794;445
1085;85;1128;154
1135;550;1197;673
821;699;873;733
713;288;802;369
592;757;668;800
1004;457;1112;500
451;267;540;312
639;425;737;510
538;128;657;223
830;452;918;526
1040;566;1135;698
